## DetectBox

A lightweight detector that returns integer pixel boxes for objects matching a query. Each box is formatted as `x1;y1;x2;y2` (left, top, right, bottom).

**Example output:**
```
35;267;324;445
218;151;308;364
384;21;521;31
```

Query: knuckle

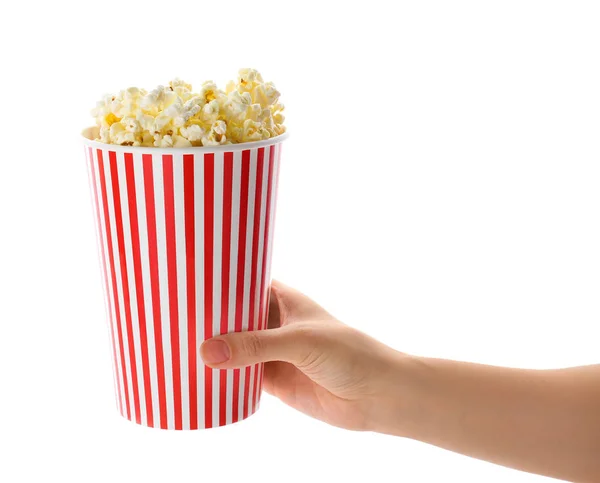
290;325;324;369
297;346;322;370
240;332;263;358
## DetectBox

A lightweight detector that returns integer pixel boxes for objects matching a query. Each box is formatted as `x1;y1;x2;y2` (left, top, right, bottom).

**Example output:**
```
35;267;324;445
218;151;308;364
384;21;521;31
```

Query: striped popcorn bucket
82;127;286;430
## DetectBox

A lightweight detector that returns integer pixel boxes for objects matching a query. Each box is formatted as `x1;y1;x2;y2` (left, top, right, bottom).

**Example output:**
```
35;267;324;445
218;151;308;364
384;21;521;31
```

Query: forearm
375;355;600;482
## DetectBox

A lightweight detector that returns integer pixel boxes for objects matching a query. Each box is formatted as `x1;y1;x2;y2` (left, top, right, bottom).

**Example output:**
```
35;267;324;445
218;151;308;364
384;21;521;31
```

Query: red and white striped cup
82;127;286;430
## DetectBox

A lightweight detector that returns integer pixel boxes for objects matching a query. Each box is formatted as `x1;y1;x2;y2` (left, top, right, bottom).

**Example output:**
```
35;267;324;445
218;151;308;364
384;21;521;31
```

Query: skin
200;280;600;482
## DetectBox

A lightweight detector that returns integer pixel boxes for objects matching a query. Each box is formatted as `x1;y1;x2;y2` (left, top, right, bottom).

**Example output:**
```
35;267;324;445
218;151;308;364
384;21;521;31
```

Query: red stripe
108;150;141;423
249;148;266;414
255;145;277;409
248;148;265;334
183;154;197;430
220;153;234;426
244;364;251;420
243;148;265;418
142;154;168;428
97;150;131;420
124;153;153;427
262;145;277;330
162;154;183;430
204;153;215;429
89;148;123;416
232;150;251;423
259;144;283;399
268;144;282;321
232;368;240;424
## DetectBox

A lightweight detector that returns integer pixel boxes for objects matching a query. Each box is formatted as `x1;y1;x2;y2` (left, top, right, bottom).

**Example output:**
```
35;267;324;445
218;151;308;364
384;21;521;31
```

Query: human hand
200;280;406;431
206;281;600;482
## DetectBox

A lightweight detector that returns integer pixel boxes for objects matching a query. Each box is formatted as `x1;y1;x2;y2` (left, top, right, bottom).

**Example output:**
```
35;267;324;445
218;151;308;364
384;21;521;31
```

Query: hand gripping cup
83;127;287;429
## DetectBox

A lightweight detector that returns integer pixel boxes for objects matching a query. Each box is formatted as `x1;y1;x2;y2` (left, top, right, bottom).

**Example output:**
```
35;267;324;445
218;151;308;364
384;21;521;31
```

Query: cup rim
81;126;289;154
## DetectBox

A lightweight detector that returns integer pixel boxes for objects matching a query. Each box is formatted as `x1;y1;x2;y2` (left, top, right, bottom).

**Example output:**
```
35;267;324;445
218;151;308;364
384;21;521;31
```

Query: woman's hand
201;281;600;482
200;280;406;431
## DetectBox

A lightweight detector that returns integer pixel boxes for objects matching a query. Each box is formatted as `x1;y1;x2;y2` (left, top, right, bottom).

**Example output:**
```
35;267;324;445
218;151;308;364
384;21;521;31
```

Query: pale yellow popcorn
100;128;110;144
246;104;262;122
185;96;205;109
137;113;155;132
241;119;267;142
221;91;252;125
109;122;125;139
180;125;205;143
259;109;275;134
169;78;192;100
156;134;174;148
153;114;172;134
92;69;285;147
252;82;280;108
169;78;192;90
142;132;154;145
163;98;183;118
141;86;166;113
122;117;141;133
173;135;192;148
110;122;137;146
199;81;222;103
202;120;227;146
125;87;142;98
213;120;227;136
237;68;264;92
202;99;220;123
163;90;179;110
226;122;243;144
273;109;285;125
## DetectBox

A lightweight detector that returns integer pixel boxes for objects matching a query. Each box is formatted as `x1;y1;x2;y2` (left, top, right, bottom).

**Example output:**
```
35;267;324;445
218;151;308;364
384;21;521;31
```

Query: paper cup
82;127;286;429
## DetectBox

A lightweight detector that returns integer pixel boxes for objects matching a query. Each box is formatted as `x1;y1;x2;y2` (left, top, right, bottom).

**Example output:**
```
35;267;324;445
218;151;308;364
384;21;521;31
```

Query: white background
1;1;599;482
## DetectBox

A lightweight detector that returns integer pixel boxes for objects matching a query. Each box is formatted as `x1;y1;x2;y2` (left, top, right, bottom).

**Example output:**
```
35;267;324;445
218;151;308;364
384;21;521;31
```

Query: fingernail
201;340;231;364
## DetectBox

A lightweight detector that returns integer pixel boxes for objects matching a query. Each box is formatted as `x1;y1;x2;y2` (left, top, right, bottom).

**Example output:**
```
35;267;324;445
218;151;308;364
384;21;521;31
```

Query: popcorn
202;99;220;123
237;68;264;93
173;135;192;148
202;120;228;146
180;125;205;143
241;119;267;142
158;134;174;148
252;82;280;108
91;69;286;147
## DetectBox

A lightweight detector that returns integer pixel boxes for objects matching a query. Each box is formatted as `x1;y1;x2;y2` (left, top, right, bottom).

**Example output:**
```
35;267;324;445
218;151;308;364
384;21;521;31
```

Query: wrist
366;352;428;437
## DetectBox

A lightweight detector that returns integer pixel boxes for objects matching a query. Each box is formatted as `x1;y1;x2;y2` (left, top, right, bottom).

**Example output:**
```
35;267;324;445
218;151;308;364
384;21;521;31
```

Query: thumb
200;326;315;369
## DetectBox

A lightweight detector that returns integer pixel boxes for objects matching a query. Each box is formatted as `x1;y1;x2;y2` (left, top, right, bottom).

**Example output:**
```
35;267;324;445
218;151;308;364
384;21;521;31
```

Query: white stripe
265;146;282;397
87;149;120;412
247;354;255;414
245;147;259;415
255;148;269;332
153;156;175;429
173;153;190;429
133;151;160;427
194;154;205;428
263;145;279;334
264;145;281;323
118;152;146;425
238;367;246;421
253;147;271;411
259;147;279;426
227;151;242;425
240;149;256;420
97;150;127;417
258;145;280;408
103;150;135;421
212;151;224;425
